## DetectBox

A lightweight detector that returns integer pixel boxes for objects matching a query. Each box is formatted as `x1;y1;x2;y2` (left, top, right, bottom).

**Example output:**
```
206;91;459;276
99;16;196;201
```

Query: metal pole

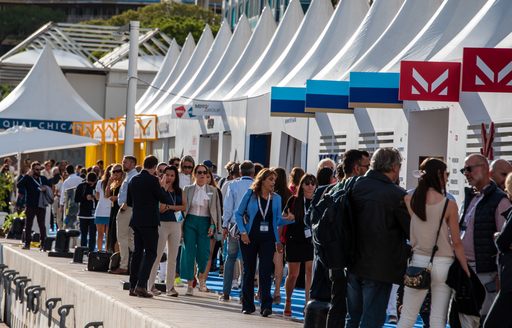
124;21;139;156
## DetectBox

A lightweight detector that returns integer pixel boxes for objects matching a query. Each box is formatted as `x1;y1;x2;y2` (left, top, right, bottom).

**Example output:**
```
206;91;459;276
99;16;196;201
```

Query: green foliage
0;173;14;210
83;3;221;46
2;211;25;235
0;84;14;101
0;5;66;45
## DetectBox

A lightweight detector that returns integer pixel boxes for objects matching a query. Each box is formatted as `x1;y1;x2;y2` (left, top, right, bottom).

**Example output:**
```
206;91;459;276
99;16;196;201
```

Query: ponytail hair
411;158;447;221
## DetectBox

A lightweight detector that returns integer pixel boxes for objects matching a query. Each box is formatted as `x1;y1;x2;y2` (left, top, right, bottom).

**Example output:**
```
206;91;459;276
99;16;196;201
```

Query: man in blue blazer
127;155;174;297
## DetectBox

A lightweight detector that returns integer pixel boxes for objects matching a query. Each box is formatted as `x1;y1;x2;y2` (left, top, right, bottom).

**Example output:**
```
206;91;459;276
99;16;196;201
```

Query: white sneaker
166;288;179;297
185;287;194;296
231;280;240;289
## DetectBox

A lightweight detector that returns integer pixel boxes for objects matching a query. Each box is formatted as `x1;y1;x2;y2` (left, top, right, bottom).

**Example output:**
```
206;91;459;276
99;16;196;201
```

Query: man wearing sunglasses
459;154;511;326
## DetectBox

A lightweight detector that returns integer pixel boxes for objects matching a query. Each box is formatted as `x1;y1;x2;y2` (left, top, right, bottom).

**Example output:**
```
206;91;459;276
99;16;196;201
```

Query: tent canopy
0;126;99;157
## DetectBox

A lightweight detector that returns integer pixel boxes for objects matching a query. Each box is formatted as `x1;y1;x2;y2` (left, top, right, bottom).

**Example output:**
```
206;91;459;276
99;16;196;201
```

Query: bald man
490;159;512;190
460;154;511;326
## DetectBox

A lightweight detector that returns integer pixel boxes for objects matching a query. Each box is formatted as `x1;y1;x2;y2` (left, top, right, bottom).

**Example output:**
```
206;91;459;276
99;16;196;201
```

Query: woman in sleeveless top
398;158;470;328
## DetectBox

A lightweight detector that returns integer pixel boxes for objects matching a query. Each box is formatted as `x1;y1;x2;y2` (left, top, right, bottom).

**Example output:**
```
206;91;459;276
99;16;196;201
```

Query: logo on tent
174;105;186;118
399;61;461;102
462;48;512;93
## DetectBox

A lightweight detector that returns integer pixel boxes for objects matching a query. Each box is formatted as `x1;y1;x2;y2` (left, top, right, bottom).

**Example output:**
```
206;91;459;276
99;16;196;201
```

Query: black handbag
404;199;449;290
88;251;112;272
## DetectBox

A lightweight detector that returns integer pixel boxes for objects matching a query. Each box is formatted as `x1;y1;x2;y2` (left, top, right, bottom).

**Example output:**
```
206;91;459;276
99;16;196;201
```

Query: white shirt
179;172;192;189
189;184;210;217
94;182;112;217
59;174;84;205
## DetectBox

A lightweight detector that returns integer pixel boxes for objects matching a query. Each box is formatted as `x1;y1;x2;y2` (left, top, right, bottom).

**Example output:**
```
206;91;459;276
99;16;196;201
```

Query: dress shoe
134;287;153;298
261;308;272;317
242;309;254;315
129;289;137;297
109;268;128;275
21;245;30;250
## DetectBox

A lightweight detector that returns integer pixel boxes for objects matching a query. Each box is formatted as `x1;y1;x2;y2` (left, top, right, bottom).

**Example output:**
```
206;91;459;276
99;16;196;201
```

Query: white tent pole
124;21;139;157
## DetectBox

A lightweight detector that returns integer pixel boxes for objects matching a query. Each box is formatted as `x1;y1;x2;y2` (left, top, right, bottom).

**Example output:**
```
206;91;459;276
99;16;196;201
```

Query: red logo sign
174;105;185;118
462;48;512;93
399;61;461;101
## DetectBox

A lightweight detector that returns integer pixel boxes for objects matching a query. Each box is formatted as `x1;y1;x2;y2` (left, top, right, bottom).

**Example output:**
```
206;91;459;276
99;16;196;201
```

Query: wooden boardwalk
0;240;302;328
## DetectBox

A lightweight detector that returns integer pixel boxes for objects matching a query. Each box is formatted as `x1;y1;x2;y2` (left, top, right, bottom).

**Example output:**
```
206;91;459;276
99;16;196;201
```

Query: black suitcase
87;252;112;272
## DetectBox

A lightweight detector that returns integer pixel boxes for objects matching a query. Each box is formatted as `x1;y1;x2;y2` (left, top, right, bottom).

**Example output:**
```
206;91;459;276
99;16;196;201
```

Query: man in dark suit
127;155;174;297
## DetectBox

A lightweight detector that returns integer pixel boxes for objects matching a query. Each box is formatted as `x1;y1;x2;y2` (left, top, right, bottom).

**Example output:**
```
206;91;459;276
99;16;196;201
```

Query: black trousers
240;237;274;313
79;218;97;252
24;206;46;247
130;226;159;289
310;256;332;302
484;291;512;328
326;268;347;328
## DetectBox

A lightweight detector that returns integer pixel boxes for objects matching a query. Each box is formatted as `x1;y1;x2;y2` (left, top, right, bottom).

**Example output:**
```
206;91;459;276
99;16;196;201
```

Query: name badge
304;228;312;238
260;222;269;232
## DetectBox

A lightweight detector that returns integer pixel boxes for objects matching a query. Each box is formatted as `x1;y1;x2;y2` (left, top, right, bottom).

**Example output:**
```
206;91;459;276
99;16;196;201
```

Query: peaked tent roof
188;15;252;100
432;0;512;61
0;126;99;157
224;0;304;100
136;34;196;114
0;46;102;122
340;0;443;78
314;0;403;80
141;26;214;114
136;39;181;111
279;0;370;86
246;0;334;96
205;7;277;100
382;0;487;71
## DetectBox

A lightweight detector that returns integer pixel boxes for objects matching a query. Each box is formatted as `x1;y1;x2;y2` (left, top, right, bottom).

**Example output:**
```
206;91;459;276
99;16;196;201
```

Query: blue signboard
305;80;352;113
0;118;73;133
270;86;313;118
349;72;402;108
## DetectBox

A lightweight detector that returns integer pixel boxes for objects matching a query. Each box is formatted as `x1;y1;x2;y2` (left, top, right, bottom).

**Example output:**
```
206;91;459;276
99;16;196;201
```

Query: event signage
270;86;313;118
0;118;72;133
399;61;461;102
349;72;402;108
191;100;224;116
172;104;197;119
462;48;512;93
305;80;352;113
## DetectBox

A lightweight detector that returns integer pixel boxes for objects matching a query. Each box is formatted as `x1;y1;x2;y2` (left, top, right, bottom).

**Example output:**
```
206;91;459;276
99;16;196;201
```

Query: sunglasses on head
459;163;484;174
196;170;207;175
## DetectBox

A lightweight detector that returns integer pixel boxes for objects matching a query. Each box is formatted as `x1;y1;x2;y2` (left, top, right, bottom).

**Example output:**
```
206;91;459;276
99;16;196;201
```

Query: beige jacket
183;184;222;234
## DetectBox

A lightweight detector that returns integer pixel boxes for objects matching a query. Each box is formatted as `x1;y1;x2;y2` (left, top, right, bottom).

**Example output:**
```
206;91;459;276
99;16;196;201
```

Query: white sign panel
191;100;224;116
171;104;197;119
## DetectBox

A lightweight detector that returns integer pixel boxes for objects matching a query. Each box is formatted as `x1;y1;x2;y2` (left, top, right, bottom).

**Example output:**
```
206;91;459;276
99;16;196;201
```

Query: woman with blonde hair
95;164;113;251
105;163;124;253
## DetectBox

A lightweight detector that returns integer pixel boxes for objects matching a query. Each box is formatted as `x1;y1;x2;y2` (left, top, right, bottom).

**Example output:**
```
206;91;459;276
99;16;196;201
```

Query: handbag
229;190;253;238
404;199;449;290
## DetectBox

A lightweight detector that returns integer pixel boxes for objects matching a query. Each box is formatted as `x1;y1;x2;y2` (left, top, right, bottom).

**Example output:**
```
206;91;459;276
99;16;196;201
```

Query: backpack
310;177;359;270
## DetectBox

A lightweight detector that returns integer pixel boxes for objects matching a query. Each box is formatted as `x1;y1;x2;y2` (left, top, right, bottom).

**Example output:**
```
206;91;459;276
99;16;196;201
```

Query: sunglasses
196;170;207;175
112;169;122;173
182;165;193;170
303;181;316;186
459;164;484;174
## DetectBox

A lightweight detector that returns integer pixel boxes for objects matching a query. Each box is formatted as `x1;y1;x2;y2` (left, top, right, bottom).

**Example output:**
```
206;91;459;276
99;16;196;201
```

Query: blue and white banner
270;86;313;117
305;80;352;113
349;72;402;108
0;118;73;133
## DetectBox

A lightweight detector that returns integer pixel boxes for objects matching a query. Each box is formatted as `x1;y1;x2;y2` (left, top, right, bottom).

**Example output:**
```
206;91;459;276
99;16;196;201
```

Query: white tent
135;39;181;110
314;0;404;80
0;45;102;126
141;26;214;114
224;0;305;100
245;0;334;96
279;0;370;86
0;126;99;157
2;49;93;69
205;7;277;100
136;34;196;114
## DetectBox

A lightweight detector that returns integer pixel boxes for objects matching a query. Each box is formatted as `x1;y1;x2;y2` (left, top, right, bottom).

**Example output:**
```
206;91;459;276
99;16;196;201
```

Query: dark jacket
461;182;507;273
127;170;174;227
74;182;96;218
16;175;51;208
349;170;410;284
498;212;512;292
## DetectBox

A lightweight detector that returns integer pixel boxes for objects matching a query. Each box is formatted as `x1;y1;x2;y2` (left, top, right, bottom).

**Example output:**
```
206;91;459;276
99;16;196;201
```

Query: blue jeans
346;272;392;328
222;234;242;296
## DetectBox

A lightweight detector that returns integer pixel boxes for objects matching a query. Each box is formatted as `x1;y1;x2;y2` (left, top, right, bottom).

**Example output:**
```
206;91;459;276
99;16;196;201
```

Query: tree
0;6;66;46
84;3;221;46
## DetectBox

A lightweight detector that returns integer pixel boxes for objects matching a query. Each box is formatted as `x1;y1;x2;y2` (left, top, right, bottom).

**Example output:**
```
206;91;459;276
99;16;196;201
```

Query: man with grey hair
490;158;512;191
346;148;410;328
219;160;255;301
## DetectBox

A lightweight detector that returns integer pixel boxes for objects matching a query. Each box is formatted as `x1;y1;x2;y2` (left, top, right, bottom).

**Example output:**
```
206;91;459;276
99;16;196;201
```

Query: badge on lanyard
258;194;271;233
304;228;312;238
260;222;269;232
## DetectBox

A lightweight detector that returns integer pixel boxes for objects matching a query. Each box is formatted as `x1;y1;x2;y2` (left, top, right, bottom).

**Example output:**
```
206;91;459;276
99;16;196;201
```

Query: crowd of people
0;147;511;327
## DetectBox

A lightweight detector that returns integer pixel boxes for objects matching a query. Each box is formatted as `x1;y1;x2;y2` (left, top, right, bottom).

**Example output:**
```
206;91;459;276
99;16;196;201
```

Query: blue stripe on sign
271;86;306;101
271;99;306;114
306;94;349;109
349;87;402;105
306;80;350;96
349;72;400;89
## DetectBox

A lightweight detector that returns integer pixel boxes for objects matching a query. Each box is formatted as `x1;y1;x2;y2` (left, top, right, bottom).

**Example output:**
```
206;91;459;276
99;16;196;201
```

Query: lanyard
304;197;308;215
32;177;42;187
258;194;271;221
168;190;176;205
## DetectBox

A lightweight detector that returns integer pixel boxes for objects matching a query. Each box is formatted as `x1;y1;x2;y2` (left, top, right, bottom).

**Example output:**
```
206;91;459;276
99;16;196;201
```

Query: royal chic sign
0;118;73;133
